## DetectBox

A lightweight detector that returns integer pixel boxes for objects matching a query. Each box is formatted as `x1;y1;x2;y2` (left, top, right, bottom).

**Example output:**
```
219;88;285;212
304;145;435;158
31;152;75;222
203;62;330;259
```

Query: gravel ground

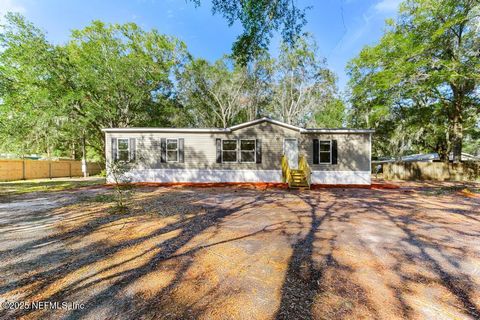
0;181;479;319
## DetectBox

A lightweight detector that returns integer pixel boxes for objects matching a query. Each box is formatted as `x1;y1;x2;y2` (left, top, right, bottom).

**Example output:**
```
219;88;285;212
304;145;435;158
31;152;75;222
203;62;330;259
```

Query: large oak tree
0;14;187;160
348;0;480;162
190;0;309;64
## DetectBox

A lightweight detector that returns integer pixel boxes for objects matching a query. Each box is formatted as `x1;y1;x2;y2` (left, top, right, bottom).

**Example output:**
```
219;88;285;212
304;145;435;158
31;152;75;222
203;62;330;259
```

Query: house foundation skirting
121;169;283;183
311;170;371;185
112;168;371;185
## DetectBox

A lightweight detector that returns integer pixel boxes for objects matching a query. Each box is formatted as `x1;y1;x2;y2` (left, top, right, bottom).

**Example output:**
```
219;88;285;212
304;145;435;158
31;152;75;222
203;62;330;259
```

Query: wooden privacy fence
383;161;480;182
0;159;103;181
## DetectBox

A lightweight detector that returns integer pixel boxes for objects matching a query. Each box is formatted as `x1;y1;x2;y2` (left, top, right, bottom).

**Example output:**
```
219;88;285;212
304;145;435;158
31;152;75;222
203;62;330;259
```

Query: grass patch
0;177;106;197
79;193;115;203
92;193;116;202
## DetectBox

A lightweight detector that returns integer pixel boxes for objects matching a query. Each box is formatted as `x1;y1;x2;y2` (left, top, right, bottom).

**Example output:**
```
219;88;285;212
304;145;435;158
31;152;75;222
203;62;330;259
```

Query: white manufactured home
103;118;373;187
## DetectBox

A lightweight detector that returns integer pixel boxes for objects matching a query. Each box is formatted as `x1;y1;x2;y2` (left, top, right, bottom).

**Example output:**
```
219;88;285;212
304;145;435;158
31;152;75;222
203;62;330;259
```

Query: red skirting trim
106;182;289;189
311;183;399;189
103;182;400;190
371;183;400;189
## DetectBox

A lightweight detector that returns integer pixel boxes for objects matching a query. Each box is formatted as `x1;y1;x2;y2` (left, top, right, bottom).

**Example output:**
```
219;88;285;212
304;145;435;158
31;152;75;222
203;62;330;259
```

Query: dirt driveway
0;181;479;319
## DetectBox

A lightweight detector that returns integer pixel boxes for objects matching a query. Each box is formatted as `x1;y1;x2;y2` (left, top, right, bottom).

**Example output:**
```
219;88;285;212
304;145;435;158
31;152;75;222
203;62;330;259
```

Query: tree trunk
451;111;463;163
451;89;464;163
81;134;88;177
437;141;449;163
247;104;257;121
71;142;76;160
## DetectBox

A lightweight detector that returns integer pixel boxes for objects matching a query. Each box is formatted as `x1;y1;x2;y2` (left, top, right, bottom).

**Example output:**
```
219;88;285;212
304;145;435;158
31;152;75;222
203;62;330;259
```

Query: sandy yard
0;179;479;319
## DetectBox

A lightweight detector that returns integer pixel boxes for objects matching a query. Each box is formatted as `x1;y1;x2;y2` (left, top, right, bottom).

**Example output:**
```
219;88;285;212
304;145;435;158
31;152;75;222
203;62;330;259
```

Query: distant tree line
0;13;343;161
1;0;479;163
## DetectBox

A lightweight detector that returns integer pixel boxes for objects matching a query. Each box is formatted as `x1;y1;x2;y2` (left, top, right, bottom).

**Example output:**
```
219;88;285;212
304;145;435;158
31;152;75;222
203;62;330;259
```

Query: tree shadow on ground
0;187;283;319
345;188;480;319
273;186;480;319
275;190;379;320
1;185;479;319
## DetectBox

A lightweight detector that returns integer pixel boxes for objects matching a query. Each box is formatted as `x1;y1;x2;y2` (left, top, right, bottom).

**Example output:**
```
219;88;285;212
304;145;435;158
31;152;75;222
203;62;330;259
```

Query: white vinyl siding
105;122;371;173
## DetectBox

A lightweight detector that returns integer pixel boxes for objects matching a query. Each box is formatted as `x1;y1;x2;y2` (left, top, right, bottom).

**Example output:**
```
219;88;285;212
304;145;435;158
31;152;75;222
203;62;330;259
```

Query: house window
117;139;130;161
222;140;237;162
319;140;331;164
166;139;178;162
240;139;255;163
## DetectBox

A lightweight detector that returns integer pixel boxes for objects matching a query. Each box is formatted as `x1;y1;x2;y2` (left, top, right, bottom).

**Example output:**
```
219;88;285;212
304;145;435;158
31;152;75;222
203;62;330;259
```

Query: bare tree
243;55;274;121
270;35;337;127
178;57;249;128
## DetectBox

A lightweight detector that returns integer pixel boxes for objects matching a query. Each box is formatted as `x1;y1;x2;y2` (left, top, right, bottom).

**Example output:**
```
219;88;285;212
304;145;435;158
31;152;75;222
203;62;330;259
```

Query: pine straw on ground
0;182;479;319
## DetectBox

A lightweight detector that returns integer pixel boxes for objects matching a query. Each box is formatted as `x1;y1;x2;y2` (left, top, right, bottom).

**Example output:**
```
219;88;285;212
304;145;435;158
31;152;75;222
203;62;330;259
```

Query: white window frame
221;139;238;163
319;140;332;164
166;138;179;163
239;139;256;163
117;138;130;162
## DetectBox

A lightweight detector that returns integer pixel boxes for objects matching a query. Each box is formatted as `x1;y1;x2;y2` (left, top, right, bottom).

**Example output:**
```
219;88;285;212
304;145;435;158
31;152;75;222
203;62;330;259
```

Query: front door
284;138;298;169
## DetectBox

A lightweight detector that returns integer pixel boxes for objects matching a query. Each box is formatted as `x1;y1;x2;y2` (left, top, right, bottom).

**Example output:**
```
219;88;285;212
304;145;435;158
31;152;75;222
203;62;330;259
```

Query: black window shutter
160;138;166;163
129;138;136;161
112;138;117;162
332;140;338;164
179;138;184;163
313;139;319;164
256;139;262;163
216;138;222;163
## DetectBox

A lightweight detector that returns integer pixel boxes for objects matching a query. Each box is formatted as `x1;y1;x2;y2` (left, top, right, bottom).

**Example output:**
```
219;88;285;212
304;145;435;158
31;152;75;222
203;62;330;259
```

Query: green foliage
347;0;480;161
0;14;187;160
177;56;250;128
177;35;344;128
190;0;309;64
0;178;105;197
314;98;345;128
0;14;346;160
463;127;480;156
65;21;187;156
0;13;68;156
177;54;275;128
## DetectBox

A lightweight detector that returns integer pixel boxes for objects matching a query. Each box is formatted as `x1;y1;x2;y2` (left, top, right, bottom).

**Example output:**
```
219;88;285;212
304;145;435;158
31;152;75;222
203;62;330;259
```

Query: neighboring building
373;152;480;164
102;118;374;186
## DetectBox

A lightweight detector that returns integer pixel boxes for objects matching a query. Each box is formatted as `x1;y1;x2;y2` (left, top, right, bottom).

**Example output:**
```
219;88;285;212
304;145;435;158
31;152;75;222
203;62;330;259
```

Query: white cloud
0;0;25;15
374;0;402;13
339;0;401;53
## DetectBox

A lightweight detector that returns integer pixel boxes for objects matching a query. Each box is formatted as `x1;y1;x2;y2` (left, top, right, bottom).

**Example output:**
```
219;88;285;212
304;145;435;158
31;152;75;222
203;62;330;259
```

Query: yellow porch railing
281;154;292;184
298;155;311;187
282;154;312;188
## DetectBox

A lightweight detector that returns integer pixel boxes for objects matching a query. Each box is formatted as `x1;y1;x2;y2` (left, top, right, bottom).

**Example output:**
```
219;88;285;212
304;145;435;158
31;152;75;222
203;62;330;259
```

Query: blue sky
0;0;401;91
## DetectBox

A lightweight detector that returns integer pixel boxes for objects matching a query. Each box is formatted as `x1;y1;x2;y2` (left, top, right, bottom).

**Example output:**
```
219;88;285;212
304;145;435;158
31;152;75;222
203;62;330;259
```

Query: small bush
107;161;134;213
